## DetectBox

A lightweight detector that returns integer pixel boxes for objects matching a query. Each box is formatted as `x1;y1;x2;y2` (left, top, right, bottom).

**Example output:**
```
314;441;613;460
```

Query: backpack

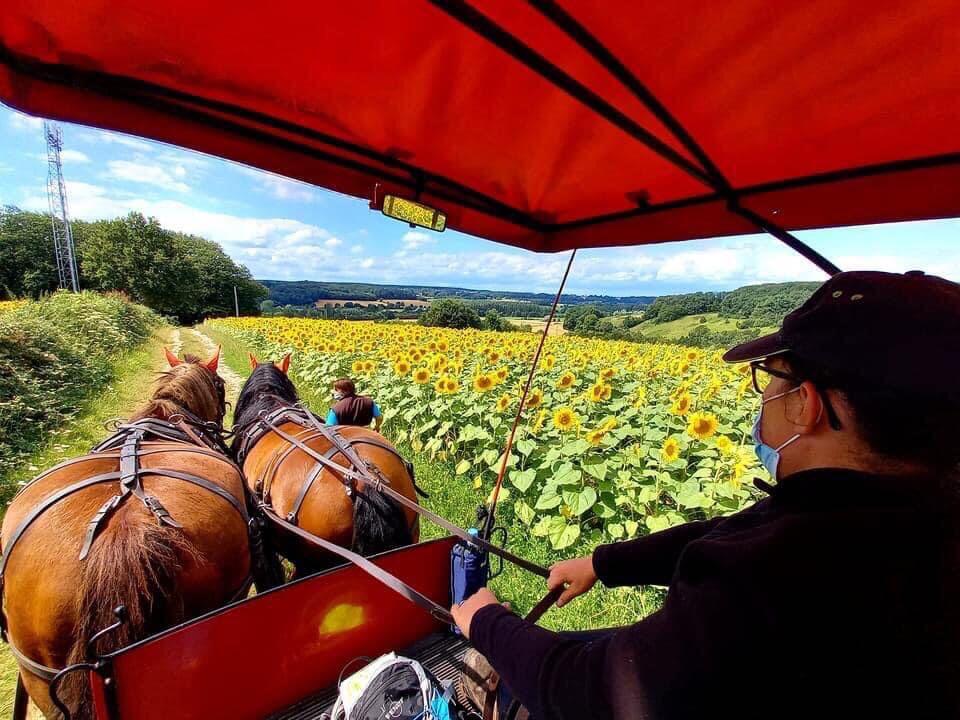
330;653;454;720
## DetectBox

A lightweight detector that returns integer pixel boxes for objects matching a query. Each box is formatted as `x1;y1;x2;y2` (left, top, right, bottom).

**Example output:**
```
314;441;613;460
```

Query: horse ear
204;345;221;372
275;353;291;374
164;347;182;367
249;353;259;369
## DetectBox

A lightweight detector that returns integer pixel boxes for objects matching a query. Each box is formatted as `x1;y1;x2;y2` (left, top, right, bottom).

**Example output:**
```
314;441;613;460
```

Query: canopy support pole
728;203;842;276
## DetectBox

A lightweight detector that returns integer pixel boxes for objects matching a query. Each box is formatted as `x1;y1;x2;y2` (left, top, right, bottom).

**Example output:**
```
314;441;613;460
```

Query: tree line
0;208;267;323
639;282;820;328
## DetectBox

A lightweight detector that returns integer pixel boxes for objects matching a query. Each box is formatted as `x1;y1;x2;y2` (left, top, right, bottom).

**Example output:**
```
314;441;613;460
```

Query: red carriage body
90;537;460;719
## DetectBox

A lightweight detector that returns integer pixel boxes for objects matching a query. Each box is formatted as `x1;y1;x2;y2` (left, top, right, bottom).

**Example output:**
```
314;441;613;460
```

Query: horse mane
233;362;300;436
130;356;226;425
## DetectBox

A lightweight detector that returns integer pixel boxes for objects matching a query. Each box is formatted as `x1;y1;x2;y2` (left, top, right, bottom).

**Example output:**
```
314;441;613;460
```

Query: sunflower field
209;317;764;550
0;301;26;314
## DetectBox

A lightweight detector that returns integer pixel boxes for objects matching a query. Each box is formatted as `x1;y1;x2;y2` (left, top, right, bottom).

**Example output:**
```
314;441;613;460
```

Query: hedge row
0;292;159;481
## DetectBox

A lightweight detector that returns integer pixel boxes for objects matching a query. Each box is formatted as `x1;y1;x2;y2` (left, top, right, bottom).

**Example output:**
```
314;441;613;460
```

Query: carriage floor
269;631;471;719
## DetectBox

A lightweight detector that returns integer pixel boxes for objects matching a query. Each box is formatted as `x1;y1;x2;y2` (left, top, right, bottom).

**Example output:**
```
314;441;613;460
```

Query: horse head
132;347;227;426
233;353;298;432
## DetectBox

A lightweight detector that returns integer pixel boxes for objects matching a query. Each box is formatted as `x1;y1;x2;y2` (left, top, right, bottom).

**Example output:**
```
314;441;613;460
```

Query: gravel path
189;327;244;407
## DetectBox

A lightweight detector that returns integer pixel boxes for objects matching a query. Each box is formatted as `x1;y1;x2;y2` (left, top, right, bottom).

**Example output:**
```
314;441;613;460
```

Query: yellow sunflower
473;373;495;393
587;382;611;403
524;388;544;409
586;428;606;446
556;371;576;389
351;359;364;373
496;394;512;413
661;436;681;462
600;367;616;380
669;392;692;416
412;367;431;385
687;412;719;440
531;409;547;433
716;435;733;454
552;406;578;432
542;354;556;370
393;360;411;375
435;375;460;394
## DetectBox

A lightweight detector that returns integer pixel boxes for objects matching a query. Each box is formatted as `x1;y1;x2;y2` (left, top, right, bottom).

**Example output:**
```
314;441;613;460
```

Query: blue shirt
326;403;382;426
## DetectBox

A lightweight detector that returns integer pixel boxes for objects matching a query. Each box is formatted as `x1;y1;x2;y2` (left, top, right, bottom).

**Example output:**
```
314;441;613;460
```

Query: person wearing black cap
451;271;960;719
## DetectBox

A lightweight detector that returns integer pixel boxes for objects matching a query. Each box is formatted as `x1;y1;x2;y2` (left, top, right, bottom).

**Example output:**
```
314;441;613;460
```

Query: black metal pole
728;203;841;276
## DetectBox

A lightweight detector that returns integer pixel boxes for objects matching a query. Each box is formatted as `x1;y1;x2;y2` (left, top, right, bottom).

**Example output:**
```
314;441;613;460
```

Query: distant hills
258;279;656;308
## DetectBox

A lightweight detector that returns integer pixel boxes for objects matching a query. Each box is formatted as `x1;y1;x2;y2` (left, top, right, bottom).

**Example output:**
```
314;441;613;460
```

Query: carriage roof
1;1;957;261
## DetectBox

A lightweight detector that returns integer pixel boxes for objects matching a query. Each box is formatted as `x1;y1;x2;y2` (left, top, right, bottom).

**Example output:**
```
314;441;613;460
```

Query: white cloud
9;111;43;131
18;181;342;279
158;152;207;170
60;149;91;164
325;237;343;248
350;244;364;254
401;231;435;252
107;160;190;193
360;258;376;269
80;130;154;152
237;166;315;202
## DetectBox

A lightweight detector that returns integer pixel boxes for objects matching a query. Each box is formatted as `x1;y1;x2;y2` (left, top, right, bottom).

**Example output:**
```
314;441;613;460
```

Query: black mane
232;362;300;443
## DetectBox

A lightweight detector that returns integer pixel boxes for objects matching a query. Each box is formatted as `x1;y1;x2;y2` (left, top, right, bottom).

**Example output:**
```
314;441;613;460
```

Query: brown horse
1;349;251;719
232;355;419;578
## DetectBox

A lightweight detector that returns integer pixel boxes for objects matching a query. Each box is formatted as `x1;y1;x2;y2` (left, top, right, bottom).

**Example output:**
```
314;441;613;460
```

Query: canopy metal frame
429;0;843;275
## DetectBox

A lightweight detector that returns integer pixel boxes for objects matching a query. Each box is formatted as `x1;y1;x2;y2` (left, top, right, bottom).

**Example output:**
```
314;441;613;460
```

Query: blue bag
450;528;490;635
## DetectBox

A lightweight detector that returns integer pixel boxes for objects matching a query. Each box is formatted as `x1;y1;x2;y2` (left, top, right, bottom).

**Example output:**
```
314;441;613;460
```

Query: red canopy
1;1;957;254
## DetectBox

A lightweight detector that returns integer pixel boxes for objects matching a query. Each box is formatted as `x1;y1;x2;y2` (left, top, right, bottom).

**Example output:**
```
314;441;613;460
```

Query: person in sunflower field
325;377;383;432
452;270;960;720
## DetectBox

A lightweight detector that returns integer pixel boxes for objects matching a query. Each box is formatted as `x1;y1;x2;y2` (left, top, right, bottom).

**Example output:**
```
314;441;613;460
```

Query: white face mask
751;386;801;480
332;391;345;401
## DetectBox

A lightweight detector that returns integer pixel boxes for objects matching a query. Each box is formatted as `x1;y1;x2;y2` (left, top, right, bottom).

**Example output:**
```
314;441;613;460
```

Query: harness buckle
143;495;183;528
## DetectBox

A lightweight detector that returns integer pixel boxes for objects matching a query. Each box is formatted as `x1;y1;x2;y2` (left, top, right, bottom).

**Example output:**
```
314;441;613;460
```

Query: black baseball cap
722;270;960;396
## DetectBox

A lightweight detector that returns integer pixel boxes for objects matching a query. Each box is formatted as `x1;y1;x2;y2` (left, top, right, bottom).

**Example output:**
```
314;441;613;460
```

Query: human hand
450;587;511;639
547;555;598;608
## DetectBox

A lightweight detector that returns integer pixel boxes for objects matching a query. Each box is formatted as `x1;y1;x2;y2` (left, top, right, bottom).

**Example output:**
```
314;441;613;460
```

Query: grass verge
0;325;174;717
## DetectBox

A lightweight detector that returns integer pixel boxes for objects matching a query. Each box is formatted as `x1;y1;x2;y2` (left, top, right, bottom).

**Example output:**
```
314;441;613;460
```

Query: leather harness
0;415;251;682
246;404;552;583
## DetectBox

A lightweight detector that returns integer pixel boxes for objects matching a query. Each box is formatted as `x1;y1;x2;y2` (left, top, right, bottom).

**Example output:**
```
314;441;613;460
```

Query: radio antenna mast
44;120;80;292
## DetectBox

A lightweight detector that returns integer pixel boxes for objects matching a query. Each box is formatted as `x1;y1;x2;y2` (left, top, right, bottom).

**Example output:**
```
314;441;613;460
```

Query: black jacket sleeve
469;548;763;720
591;518;723;587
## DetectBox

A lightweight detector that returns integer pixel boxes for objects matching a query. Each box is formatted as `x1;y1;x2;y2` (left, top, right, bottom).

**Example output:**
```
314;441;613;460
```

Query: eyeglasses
749;360;842;430
750;362;800;395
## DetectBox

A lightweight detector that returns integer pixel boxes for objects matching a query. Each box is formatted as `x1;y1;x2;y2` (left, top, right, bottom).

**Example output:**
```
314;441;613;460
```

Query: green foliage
0;206;60;298
563;304;605;333
0;292;159;484
482;309;505;331
718;282;820;325
0;209;267;323
641;292;723;324
675;325;760;349
419;299;483;329
464;300;553;318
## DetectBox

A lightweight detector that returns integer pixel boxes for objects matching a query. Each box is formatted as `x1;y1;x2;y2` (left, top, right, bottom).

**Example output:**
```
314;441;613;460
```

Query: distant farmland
313;298;431;308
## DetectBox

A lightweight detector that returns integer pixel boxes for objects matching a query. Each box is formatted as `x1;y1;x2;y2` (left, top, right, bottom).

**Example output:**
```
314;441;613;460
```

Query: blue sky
2;103;958;297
